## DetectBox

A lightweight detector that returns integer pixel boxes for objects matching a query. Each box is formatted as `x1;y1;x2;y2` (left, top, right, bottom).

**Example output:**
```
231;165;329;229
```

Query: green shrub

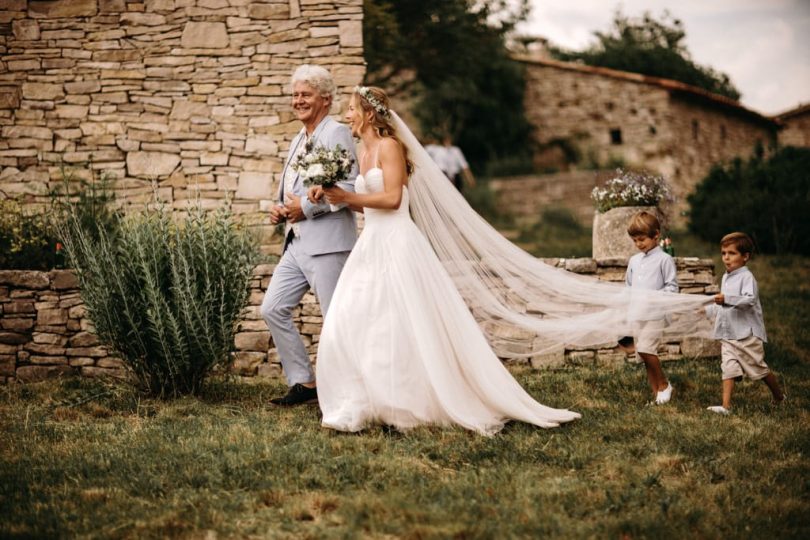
518;207;592;258
0;172;119;270
49;170;120;243
482;152;535;178
55;196;259;398
0;199;58;270
687;146;810;255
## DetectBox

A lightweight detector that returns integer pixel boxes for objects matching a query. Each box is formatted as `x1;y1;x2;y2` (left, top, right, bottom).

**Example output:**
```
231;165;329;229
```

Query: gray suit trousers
260;237;349;386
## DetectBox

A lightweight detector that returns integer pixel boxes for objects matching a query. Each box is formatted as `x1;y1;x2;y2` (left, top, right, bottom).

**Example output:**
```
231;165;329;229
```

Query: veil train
391;112;713;358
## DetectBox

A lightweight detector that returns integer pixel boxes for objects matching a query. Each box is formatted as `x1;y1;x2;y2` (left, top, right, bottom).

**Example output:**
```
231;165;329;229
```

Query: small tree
688;146;810;255
549;11;741;100
364;0;533;172
55;195;259;398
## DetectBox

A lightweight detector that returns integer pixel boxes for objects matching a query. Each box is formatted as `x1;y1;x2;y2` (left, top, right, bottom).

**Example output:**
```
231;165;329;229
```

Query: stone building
514;54;780;220
775;103;810;148
0;0;365;250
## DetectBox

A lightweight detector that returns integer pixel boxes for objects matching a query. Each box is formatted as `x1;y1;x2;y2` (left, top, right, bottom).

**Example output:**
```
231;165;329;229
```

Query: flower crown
354;85;390;118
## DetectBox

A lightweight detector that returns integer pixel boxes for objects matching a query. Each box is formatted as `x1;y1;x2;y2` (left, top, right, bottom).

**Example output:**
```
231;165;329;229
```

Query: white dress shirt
283;133;310;239
706;266;767;342
626;246;678;292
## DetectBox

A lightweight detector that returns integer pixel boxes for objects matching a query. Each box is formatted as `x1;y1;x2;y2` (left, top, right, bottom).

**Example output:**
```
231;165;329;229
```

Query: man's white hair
291;64;336;102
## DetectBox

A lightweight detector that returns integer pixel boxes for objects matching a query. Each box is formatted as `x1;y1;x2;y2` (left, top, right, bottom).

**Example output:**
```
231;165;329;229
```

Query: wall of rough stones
0;0;364;249
488;169;608;228
0;258;719;384
518;58;777;221
777;106;810;148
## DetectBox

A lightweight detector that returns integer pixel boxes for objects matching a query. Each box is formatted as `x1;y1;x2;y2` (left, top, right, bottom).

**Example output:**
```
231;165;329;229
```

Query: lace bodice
356;168;410;222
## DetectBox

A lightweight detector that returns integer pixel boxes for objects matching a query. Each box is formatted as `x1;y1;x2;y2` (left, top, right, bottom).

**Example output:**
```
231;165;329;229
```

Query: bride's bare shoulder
379;137;405;160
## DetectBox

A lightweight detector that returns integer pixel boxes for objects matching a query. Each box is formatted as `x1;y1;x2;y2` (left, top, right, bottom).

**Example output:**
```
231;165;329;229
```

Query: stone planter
592;206;663;259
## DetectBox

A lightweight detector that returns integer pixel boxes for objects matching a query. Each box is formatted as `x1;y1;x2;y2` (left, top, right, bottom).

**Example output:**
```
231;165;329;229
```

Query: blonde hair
353;86;414;176
627;211;661;238
720;232;755;256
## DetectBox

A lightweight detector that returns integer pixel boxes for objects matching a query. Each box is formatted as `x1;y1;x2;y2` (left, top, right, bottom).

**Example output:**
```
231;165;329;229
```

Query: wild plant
54;192;259;398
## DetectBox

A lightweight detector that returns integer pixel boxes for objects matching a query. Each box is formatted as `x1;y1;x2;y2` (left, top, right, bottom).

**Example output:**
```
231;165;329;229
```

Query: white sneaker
707;405;730;415
655;383;673;405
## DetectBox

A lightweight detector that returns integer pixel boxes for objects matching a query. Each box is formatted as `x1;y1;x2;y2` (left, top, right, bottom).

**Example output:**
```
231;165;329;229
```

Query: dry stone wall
0;258;719;384
777;107;810;148
488;169;608;228
0;0;365;248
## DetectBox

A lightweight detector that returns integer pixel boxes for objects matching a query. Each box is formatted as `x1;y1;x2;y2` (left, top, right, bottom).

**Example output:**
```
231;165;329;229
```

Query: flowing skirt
316;214;580;435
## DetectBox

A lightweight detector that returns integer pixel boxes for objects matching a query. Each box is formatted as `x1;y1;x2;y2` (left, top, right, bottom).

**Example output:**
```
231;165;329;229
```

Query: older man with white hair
261;64;358;406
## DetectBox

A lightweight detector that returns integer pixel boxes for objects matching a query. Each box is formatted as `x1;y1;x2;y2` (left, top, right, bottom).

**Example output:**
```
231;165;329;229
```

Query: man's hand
714;293;725;305
284;193;305;223
307;186;324;203
269;204;288;225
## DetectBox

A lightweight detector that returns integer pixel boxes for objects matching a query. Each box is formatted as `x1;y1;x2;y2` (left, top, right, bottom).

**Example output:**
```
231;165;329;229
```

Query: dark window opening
606;102;615;111
692;119;699;140
649;125;657;136
610;128;623;145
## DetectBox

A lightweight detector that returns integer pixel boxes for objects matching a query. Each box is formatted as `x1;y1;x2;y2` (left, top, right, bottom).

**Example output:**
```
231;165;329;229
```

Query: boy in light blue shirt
705;232;784;414
624;211;677;405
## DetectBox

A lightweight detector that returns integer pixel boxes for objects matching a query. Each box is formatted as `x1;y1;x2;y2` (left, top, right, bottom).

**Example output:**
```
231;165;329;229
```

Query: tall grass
55;196;259;398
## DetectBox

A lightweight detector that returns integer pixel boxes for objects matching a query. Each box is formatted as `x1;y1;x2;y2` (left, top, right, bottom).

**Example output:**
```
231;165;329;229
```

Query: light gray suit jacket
278;116;358;256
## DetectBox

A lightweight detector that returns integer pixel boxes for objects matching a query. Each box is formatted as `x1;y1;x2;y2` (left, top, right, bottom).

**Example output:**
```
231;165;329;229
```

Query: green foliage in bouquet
55;195;259;398
688;146;810;255
591;169;673;213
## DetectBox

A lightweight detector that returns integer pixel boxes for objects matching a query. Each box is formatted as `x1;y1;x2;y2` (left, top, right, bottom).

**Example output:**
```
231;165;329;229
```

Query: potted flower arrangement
591;169;674;259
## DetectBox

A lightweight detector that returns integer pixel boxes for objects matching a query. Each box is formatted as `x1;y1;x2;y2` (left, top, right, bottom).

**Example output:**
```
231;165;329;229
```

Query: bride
310;86;710;435
310;86;581;435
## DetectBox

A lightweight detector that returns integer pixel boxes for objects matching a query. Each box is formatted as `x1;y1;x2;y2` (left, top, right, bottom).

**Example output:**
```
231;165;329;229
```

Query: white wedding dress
316;167;582;435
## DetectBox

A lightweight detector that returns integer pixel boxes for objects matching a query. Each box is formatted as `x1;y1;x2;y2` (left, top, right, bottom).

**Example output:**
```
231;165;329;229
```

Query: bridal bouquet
292;142;354;211
591;169;673;213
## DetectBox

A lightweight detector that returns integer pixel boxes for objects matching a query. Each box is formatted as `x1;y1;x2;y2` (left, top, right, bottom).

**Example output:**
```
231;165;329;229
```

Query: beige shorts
721;336;770;381
634;319;665;357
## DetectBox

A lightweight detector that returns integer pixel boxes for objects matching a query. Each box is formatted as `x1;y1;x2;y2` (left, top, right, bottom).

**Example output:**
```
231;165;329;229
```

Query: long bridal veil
391;111;713;358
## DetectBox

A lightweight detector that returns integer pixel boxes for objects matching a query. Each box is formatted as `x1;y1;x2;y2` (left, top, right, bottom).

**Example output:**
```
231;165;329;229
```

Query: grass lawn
2;256;808;539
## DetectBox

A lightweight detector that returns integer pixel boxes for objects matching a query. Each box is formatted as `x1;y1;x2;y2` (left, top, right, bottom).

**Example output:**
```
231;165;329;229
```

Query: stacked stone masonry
776;104;810;148
0;0;365;250
0;258;719;384
489;169;609;228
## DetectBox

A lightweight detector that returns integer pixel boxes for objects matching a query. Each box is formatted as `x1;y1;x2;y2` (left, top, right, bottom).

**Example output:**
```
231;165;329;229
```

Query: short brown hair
627;211;661;238
720;232;755;255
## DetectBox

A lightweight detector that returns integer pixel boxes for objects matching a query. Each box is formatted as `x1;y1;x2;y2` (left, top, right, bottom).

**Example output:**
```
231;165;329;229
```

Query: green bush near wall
1;174;119;270
0;199;58;270
688;146;810;255
56;196;259;398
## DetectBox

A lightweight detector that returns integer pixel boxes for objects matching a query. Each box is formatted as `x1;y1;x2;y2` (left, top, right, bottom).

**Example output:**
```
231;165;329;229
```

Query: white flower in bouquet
303;163;325;179
292;142;354;188
292;142;355;211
